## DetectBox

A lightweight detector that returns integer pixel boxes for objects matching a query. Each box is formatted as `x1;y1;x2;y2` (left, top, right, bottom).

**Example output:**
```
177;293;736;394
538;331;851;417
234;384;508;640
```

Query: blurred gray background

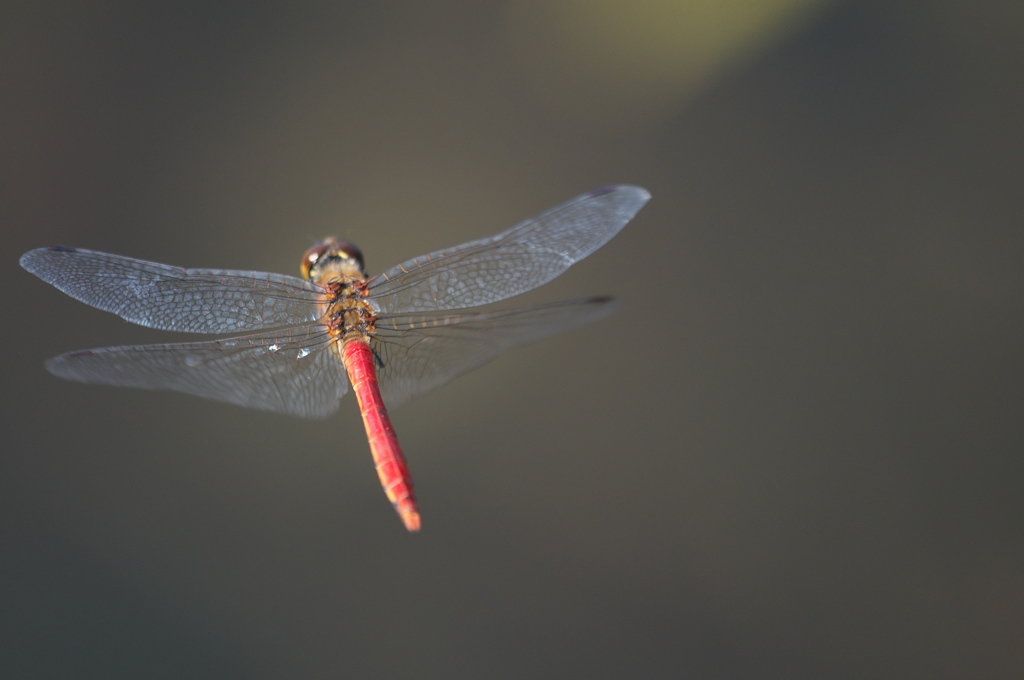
3;1;1023;678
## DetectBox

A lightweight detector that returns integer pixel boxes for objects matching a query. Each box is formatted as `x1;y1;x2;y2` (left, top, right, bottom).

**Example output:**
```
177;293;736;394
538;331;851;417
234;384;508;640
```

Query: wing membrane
45;326;347;419
367;186;649;313
20;247;325;333
373;297;618;407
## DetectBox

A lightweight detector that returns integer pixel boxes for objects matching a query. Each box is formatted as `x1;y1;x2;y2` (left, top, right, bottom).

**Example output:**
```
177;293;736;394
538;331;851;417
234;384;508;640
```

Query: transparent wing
367;186;649;313
20;246;325;333
45;325;347;419
372;297;618;408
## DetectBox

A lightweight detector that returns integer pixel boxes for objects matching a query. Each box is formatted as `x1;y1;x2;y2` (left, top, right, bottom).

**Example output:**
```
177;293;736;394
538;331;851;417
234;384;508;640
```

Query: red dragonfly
20;185;650;531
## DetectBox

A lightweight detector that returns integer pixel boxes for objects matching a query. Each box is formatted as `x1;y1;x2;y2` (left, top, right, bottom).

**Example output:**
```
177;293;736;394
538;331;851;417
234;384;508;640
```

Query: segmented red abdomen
342;339;421;532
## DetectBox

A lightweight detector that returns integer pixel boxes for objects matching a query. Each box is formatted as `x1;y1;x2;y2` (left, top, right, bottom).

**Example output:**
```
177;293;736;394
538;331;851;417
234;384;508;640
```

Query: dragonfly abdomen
343;339;420;532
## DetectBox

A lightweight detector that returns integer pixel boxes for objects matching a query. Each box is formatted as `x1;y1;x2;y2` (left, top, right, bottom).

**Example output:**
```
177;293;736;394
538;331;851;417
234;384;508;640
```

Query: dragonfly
20;185;650;531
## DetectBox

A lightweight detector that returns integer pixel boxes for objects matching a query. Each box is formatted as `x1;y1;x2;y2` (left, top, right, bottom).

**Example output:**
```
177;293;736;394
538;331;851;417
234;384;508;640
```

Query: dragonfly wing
367;186;649;313
373;297;617;408
20;247;325;333
45;326;347;419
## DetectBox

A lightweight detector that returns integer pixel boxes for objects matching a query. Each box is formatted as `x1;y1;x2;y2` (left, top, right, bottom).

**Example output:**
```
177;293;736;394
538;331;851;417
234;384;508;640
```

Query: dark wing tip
20;246;76;273
563;295;620;318
588;296;620;317
588;185;652;202
43;351;85;381
18;249;42;272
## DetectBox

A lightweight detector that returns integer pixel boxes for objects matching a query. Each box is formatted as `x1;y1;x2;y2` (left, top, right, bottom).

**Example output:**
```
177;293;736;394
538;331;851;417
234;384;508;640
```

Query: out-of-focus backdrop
3;1;1023;678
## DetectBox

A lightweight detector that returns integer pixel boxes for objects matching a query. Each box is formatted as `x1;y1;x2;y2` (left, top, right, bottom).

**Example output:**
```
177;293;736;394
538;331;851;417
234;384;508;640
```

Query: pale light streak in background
504;0;827;127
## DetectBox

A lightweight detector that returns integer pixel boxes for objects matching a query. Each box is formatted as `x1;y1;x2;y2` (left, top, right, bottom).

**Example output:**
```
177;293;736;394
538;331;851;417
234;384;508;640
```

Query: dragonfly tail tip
401;511;422;532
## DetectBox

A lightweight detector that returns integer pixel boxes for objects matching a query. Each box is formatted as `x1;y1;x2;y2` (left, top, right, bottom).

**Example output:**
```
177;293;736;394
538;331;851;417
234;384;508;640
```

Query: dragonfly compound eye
333;241;364;270
300;242;332;279
301;239;365;279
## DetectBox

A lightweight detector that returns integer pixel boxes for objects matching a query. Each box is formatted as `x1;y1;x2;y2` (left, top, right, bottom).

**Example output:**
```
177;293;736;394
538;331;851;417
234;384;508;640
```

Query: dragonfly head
301;238;365;280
